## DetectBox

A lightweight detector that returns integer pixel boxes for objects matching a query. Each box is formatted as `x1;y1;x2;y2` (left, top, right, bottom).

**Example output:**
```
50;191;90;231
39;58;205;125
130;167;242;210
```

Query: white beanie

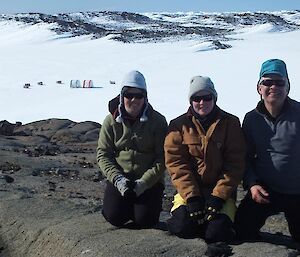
116;70;149;123
189;76;218;101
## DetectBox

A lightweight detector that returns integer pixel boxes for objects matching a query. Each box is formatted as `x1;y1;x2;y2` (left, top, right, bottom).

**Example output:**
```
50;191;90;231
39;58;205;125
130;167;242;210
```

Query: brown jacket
164;107;246;201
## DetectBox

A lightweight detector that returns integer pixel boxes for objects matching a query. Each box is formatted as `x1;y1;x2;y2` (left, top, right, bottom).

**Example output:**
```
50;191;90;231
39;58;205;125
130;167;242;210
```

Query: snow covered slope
0;10;299;123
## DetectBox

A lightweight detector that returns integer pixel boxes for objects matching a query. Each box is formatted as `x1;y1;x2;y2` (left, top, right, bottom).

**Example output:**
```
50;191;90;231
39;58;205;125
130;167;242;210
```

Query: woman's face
123;88;145;118
191;90;215;117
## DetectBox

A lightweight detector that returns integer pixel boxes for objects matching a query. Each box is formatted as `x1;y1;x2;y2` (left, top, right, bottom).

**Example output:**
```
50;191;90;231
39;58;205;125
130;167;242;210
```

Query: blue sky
0;0;299;14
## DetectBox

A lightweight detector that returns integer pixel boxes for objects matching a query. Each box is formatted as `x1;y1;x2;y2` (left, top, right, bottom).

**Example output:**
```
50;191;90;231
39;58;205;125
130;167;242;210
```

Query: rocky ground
0;118;300;257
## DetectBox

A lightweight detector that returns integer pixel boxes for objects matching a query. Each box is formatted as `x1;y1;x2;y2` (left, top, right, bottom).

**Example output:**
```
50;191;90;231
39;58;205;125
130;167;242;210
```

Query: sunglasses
191;94;213;102
260;79;286;87
123;92;144;100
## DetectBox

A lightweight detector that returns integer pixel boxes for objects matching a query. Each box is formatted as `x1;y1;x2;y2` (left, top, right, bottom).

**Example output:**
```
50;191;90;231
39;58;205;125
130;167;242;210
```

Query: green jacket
97;103;168;188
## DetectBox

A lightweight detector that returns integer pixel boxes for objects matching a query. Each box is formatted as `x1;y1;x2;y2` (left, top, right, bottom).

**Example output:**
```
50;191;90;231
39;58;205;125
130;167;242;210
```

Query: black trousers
235;190;300;243
102;181;164;228
167;206;235;243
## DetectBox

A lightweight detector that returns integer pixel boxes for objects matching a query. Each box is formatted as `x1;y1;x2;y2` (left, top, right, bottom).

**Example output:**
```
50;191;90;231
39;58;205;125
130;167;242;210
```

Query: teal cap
259;59;290;93
259;59;288;78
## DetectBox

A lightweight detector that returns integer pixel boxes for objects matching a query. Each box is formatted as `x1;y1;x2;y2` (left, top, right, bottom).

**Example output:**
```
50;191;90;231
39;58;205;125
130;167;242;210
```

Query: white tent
83;80;94;88
70;80;81;88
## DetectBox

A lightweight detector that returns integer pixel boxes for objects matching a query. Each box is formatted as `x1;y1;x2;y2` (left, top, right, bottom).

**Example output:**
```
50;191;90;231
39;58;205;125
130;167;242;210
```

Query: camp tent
70;80;81;88
83;80;94;88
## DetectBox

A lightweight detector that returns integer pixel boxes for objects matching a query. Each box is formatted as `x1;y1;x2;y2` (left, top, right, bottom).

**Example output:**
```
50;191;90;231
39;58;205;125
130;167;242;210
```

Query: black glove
186;196;205;224
123;179;137;200
205;195;225;222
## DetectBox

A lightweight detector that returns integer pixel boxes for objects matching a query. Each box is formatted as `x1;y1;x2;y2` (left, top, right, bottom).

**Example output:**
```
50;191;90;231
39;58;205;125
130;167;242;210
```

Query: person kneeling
164;76;246;242
97;71;168;228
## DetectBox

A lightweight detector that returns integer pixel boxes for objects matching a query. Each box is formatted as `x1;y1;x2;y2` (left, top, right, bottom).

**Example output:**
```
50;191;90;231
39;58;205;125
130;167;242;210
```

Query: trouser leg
285;210;300;243
283;197;300;243
234;192;274;240
133;183;164;228
264;189;300;243
205;214;235;243
167;205;202;239
102;181;133;227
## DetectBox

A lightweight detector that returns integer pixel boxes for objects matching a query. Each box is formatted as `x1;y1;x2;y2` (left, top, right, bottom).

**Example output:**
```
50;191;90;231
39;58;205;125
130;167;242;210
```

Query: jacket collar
187;105;226;121
256;97;290;122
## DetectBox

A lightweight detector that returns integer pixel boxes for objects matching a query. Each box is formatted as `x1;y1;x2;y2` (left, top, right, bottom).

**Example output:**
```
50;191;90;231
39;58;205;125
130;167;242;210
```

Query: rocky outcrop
12;119;100;143
0;120;22;136
0;118;300;257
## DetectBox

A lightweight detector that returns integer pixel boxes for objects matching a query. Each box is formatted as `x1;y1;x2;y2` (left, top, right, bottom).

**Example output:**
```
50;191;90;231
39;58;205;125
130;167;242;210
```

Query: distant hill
0;10;299;43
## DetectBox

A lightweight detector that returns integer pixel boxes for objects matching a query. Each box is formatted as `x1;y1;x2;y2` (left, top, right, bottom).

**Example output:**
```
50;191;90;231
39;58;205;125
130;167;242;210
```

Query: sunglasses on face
191;94;213;102
260;79;286;87
123;92;144;100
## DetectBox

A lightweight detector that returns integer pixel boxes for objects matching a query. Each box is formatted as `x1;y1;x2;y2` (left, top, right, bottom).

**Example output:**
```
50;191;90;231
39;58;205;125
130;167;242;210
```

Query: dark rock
51;121;100;143
0;120;21;136
24;145;60;157
0;162;21;172
31;170;40;176
0;175;14;183
48;181;57;191
11;118;101;145
212;40;232;50
205;242;233;257
14;119;74;139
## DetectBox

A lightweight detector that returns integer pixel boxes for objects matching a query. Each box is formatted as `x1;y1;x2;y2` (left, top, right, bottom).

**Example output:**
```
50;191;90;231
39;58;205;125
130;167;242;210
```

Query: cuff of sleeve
206;195;225;211
111;171;124;184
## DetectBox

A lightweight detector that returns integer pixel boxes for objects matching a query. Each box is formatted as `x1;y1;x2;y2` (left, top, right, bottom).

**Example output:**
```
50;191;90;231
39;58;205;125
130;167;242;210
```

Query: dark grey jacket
243;97;300;194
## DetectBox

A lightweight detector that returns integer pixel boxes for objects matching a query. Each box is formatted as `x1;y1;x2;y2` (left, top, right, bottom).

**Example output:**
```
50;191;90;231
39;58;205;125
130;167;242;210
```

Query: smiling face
191;90;215;117
123;87;145;118
257;74;289;106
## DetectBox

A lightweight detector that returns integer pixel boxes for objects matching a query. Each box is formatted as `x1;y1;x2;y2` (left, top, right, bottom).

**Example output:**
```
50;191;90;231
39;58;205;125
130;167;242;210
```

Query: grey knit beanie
116;70;149;123
189;76;218;101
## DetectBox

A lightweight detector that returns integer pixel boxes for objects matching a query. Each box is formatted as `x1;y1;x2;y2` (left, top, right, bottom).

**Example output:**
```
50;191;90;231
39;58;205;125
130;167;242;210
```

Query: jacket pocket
183;135;204;158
